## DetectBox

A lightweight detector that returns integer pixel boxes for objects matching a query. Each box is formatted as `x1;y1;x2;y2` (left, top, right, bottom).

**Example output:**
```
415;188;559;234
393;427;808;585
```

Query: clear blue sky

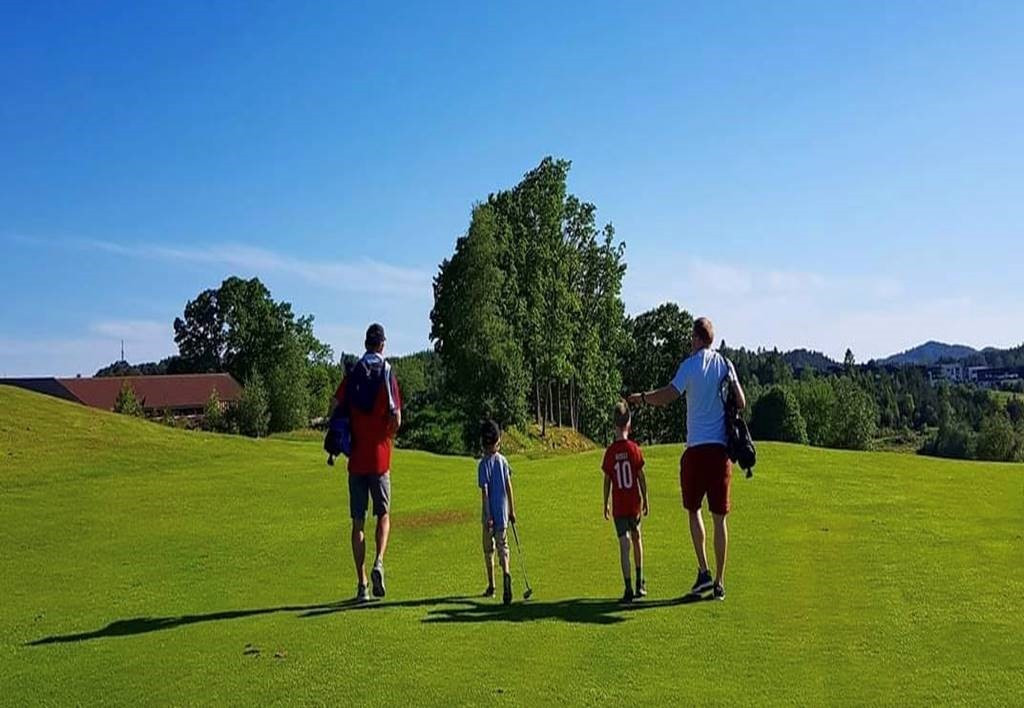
2;1;1022;376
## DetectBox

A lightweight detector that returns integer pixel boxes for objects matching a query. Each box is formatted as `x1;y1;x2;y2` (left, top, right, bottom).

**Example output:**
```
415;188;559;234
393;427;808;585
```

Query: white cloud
623;254;1024;361
83;239;433;299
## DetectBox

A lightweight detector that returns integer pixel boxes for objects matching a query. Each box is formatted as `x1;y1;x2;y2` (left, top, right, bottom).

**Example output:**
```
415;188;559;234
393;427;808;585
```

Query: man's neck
614;429;629;442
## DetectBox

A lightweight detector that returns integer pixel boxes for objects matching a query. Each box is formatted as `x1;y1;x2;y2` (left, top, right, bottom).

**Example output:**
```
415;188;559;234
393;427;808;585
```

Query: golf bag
721;358;756;478
324;356;392;466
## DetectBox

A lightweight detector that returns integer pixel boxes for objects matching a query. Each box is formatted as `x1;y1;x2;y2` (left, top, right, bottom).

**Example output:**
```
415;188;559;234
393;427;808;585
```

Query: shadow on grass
27;593;712;645
421;594;712;626
25;596;469;646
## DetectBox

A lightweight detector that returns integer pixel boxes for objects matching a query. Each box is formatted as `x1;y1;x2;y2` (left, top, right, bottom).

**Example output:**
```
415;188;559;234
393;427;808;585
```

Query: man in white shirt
628;317;746;601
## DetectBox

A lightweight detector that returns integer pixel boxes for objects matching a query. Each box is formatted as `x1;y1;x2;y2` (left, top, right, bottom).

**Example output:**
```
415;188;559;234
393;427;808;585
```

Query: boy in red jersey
602;401;649;603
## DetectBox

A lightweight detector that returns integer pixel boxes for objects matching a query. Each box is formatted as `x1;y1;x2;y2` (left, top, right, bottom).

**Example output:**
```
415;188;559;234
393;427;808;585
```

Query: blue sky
2;1;1022;376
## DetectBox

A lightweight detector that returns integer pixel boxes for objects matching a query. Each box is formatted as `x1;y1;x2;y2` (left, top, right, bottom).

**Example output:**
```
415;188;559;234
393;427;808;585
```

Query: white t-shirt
670;348;736;447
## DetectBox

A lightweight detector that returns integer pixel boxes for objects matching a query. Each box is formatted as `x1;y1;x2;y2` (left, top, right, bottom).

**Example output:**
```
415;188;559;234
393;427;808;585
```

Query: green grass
1;386;1022;705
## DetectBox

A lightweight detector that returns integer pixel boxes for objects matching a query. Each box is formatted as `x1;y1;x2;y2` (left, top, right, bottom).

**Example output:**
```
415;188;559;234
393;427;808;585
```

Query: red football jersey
602;439;645;517
334;363;402;476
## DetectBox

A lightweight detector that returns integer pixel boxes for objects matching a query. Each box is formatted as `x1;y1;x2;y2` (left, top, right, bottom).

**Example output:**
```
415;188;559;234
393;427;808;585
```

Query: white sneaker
355;583;370;603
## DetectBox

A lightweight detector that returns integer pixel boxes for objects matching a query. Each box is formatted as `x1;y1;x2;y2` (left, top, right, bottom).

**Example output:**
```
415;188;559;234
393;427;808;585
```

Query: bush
113;381;144;417
921;421;977;460
792;378;836;447
267;341;310;433
750;386;808;444
976;413;1018;462
828;379;878;450
203;389;225;432
237;374;271;438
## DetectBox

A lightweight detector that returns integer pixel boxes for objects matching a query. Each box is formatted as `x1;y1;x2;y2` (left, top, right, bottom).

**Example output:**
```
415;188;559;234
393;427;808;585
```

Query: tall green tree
173;276;330;432
620;303;693;445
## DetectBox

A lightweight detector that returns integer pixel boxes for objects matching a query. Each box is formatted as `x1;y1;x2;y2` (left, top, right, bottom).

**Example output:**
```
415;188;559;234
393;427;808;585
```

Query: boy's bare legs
618;534;631;584
687;509;710;572
632;526;645;595
351;519;368;586
712;513;728;586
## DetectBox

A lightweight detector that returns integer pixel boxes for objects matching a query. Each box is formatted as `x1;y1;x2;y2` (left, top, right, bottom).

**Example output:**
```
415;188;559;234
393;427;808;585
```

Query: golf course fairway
1;385;1022;705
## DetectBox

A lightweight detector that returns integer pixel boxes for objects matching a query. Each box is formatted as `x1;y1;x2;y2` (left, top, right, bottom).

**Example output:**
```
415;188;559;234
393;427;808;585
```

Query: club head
523;587;533;600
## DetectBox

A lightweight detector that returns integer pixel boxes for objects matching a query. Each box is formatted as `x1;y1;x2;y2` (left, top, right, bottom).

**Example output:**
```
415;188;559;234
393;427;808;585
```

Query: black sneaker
713;583;726;601
483;584;495;598
355;583;370;603
635;578;647;598
370;565;386;598
620;585;635;603
502;574;513;605
690;569;714;596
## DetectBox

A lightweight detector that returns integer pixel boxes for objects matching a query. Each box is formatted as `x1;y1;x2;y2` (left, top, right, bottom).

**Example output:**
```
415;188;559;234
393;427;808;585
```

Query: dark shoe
483;585;495;598
355;584;370;603
690;569;713;596
370;565;386;598
635;578;647;598
620;586;635;603
713;583;725;601
502;574;513;605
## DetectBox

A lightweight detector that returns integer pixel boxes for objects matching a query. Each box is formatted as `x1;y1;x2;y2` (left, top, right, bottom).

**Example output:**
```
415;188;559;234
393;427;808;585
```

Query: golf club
510;520;534;599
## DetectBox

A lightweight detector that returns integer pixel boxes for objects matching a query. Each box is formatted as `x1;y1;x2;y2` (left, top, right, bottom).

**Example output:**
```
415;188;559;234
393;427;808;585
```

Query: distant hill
880;341;979;366
782;348;837;371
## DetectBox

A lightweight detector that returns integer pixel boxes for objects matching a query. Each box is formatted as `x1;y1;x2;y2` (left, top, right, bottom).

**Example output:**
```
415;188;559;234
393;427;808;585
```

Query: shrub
750;386;808;444
828;379;878;450
203;389;225;432
976;413;1018;462
113;381;144;417
237;374;271;438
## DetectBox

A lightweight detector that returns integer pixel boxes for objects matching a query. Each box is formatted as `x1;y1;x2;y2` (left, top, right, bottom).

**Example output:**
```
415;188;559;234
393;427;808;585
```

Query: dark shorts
349;472;391;521
681;444;732;515
613;515;641;539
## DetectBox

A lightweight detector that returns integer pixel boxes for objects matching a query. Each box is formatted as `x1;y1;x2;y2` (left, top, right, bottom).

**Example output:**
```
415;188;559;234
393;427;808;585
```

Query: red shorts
680;444;732;515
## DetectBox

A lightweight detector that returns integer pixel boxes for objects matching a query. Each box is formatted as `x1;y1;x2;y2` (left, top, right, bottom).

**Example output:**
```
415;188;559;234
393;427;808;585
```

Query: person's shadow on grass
26;593;711;645
25;596;468;646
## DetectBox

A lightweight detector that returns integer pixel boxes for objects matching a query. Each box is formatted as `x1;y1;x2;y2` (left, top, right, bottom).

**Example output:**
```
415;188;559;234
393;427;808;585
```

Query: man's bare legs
351;519;368;586
688;509;710;572
712;512;728;586
374;512;390;568
352;513;390;590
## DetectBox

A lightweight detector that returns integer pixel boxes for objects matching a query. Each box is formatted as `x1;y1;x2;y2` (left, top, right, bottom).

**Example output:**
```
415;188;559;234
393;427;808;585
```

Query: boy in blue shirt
478;420;517;605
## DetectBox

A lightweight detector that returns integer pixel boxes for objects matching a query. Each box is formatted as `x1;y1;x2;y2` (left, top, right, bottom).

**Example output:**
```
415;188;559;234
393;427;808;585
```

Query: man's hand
643;499;650;516
509;511;517;525
626;393;643;406
603;504;610;520
487;516;494;530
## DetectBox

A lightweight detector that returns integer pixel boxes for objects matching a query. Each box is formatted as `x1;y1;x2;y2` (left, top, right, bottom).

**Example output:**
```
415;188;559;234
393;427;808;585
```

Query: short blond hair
613;400;631;429
694;317;714;347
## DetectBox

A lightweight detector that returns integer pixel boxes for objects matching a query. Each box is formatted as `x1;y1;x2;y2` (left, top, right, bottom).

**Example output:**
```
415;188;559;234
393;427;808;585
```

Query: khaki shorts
482;524;509;562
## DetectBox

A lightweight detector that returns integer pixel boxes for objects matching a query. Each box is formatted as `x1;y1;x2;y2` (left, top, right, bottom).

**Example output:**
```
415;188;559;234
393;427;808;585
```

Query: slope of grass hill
1;386;1021;704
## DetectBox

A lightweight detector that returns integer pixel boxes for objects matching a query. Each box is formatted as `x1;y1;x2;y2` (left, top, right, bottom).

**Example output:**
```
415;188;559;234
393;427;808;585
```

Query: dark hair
694;317;714;347
365;323;386;351
613;400;631;429
480;419;501;447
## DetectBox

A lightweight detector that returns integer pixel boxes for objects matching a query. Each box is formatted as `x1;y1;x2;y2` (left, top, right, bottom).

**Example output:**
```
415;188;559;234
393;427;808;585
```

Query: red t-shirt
334;363;402;476
602;439;645;518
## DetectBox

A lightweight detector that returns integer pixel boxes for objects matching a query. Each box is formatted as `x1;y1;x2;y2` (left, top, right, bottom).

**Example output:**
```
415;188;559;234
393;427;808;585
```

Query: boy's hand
487;516;494;530
509;511;516;525
603;504;610;520
643;499;650;516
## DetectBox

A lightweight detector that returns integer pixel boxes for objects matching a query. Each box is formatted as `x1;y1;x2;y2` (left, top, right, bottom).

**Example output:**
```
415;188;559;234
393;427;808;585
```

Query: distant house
927;364;1023;389
0;374;242;417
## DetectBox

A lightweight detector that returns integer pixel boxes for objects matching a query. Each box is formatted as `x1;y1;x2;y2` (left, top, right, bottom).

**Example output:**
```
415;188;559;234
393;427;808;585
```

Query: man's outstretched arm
627;385;681;408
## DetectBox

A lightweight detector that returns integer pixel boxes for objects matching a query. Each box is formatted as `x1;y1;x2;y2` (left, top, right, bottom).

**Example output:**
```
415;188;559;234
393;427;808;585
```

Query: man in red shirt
330;323;402;602
602;401;649;603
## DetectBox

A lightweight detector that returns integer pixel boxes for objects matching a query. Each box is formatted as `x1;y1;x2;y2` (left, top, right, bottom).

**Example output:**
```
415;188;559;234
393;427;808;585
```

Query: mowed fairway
1;387;1022;705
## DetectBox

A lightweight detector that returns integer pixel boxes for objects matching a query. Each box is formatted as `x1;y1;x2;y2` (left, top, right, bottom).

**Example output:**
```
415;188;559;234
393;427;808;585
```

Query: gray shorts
614;515;641;539
349;472;391;521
